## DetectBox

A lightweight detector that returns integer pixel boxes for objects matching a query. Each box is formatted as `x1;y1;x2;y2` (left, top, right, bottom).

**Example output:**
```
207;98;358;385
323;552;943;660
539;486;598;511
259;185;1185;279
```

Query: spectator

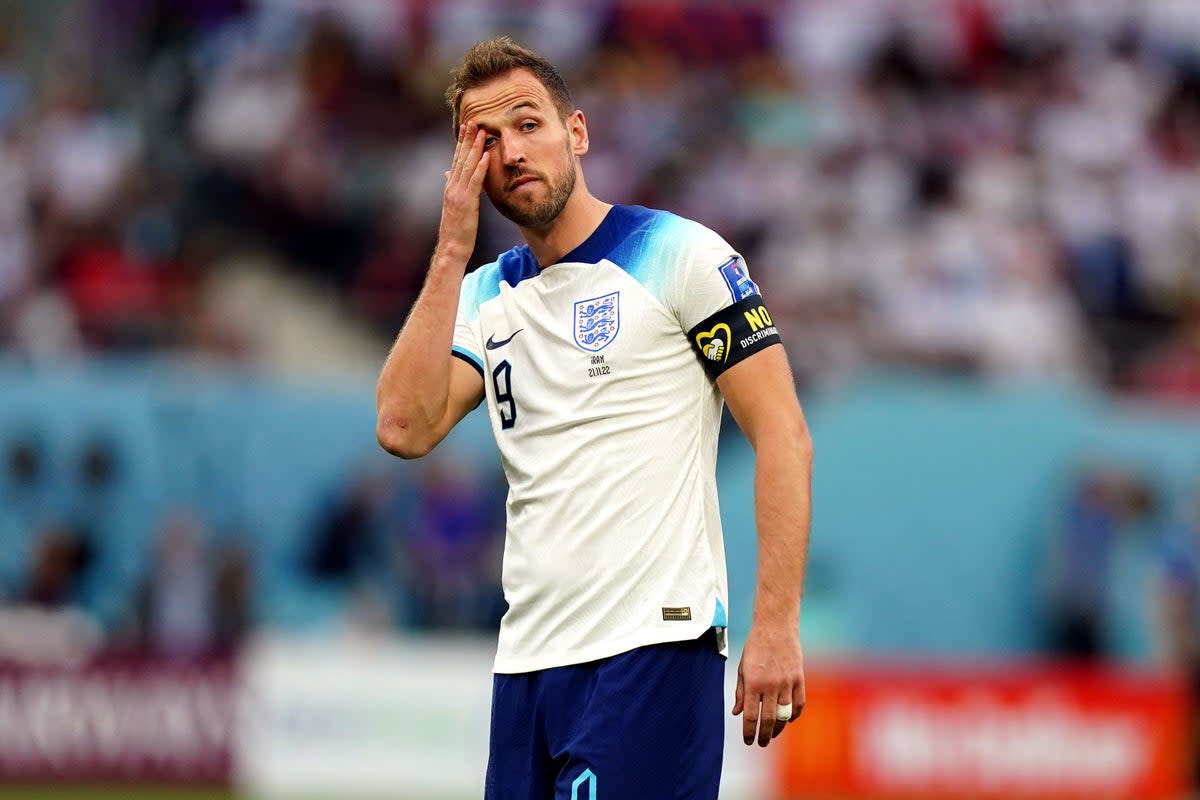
1044;464;1158;660
304;468;386;585
136;509;215;659
212;539;252;650
22;522;94;609
398;458;504;631
30;75;139;228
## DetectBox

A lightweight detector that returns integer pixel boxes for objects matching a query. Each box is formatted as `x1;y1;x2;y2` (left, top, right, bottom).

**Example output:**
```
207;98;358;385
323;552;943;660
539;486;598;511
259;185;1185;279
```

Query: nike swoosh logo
485;329;523;350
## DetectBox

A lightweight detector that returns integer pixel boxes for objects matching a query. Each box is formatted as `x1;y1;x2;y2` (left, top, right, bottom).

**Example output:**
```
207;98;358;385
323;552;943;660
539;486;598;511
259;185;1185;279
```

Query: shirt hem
492;620;728;674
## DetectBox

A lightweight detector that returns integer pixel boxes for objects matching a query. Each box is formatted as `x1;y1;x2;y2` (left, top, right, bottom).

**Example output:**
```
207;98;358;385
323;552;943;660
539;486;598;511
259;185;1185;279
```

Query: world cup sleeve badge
573;291;620;352
718;256;759;302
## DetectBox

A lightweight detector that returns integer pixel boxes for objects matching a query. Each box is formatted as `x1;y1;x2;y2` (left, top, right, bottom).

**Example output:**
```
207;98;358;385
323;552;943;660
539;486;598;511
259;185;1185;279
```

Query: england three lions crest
573;291;620;352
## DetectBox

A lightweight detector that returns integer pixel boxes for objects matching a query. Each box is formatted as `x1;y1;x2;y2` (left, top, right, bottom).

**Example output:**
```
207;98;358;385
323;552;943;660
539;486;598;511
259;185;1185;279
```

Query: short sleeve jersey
452;205;779;673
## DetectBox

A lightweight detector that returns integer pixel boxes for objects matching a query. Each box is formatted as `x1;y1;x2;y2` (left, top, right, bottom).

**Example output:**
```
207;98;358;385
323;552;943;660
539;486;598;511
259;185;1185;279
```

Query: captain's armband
687;296;781;378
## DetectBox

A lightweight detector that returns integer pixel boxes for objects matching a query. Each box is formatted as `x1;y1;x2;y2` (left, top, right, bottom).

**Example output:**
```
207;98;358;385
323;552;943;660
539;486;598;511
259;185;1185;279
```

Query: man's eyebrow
511;99;550;114
473;100;543;128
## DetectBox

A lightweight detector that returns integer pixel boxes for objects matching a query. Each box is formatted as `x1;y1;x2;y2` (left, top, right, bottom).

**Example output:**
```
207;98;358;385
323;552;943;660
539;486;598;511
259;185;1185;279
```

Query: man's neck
520;189;612;267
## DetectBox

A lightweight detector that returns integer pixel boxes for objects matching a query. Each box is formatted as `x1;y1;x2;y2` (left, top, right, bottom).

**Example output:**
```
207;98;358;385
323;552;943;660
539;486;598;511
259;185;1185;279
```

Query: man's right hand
438;122;491;263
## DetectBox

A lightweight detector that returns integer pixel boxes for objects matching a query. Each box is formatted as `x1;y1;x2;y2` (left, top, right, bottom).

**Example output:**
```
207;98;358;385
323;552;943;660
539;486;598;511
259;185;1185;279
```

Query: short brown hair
445;37;574;131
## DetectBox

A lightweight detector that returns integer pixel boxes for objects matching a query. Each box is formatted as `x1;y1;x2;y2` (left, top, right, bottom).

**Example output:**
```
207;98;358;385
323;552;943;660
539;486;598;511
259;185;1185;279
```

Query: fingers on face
451;123;473;177
451;124;487;184
470;148;490;188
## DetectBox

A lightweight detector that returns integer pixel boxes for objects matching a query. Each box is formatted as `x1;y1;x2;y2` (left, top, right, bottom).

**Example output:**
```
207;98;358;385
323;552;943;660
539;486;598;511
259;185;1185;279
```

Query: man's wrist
750;604;801;632
431;247;470;273
426;250;472;294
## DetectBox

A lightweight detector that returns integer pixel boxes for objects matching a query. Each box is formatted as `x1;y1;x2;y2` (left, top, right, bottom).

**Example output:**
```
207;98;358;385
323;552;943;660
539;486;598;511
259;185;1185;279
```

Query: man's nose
500;138;525;167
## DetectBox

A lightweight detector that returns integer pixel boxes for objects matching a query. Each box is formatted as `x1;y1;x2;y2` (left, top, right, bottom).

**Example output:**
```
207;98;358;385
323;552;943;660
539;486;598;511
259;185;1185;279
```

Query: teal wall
3;362;1198;657
720;372;1200;660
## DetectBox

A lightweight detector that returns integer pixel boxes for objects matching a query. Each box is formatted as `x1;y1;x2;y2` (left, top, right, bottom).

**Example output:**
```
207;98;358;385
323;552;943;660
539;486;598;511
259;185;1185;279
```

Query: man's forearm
378;119;490;456
376;247;469;449
750;423;812;629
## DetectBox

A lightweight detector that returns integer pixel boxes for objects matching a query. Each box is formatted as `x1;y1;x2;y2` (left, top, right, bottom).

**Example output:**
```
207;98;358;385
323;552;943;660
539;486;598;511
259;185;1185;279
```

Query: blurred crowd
3;0;1200;660
303;452;507;633
0;1;1198;394
0;431;255;660
0;422;508;662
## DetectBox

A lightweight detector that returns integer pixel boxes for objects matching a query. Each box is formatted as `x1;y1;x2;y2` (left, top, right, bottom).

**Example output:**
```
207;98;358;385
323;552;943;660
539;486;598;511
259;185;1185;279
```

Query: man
376;37;811;799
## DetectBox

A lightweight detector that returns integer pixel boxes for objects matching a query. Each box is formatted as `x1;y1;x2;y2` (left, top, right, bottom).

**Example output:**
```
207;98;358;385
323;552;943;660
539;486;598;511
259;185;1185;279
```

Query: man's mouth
507;176;539;191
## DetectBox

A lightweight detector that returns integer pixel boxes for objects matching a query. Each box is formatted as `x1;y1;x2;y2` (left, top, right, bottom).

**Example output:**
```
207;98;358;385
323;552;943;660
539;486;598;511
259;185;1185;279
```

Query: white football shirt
452;205;765;673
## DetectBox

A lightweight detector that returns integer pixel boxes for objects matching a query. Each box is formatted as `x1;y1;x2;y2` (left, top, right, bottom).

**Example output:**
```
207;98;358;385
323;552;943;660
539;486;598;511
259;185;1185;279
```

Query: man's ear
568;110;589;156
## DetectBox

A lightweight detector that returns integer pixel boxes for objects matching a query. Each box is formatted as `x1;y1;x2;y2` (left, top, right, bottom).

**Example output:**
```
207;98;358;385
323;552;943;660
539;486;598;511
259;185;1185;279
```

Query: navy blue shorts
485;629;726;800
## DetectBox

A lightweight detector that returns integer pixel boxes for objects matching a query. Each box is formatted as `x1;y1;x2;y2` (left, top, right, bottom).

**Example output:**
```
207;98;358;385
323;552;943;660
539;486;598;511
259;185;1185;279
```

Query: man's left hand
732;625;805;747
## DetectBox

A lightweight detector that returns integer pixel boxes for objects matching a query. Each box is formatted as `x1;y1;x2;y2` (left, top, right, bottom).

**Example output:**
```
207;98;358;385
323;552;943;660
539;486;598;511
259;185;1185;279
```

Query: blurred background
2;0;1200;798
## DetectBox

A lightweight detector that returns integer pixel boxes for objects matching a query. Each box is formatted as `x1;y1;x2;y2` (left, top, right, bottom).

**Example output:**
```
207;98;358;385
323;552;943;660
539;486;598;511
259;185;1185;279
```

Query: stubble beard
492;146;577;230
